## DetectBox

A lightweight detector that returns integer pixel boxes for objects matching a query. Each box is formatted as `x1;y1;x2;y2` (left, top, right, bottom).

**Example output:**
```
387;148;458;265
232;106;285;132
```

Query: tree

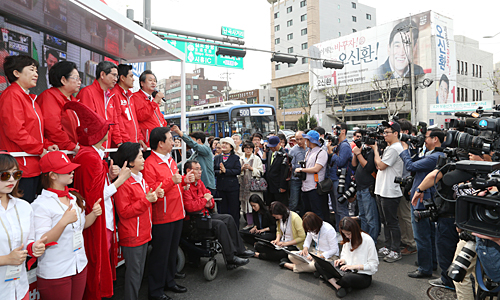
485;71;500;96
323;83;351;123
371;71;409;119
297;113;317;131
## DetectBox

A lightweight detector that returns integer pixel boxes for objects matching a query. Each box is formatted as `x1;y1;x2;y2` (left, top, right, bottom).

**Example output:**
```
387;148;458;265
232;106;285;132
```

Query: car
279;129;295;139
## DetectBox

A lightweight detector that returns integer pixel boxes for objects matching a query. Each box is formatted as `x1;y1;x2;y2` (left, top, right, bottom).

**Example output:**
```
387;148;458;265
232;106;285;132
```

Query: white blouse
303;222;339;259
31;189;88;279
340;232;379;276
0;196;35;300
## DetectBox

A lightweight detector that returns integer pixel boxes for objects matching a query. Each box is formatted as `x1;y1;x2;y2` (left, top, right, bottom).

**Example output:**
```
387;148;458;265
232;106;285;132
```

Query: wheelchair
177;204;228;281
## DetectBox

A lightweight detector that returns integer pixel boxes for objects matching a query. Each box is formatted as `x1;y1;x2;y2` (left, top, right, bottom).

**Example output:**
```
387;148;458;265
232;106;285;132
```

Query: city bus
164;100;278;140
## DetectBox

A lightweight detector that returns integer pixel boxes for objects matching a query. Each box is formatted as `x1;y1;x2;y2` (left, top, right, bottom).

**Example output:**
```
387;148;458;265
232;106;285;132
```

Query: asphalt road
110;236;452;300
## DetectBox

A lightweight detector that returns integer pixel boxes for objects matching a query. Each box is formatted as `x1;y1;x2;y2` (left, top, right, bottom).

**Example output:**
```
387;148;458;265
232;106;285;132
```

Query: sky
105;0;500;91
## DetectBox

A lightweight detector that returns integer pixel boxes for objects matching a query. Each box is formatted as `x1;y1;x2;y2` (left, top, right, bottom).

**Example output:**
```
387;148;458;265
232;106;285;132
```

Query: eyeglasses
67;75;81;81
383;131;393;135
0;170;23;181
354;135;362;138
109;73;119;79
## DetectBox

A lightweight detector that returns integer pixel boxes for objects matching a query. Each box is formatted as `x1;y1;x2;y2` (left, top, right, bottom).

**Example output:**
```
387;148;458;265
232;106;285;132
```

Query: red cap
63;101;113;146
39;151;80;174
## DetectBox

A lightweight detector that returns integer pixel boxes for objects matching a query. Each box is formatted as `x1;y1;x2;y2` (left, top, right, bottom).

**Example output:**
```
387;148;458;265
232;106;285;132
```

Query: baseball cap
382;121;401;133
40;151;80;174
267;136;280;148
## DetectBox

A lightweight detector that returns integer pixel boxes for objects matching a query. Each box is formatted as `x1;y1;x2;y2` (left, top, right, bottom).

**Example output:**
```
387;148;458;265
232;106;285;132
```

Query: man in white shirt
370;121;404;263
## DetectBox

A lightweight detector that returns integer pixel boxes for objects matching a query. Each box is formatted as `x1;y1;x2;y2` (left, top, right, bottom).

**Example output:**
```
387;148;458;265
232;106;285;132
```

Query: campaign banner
430;101;492;113
310;11;432;88
433;12;456;106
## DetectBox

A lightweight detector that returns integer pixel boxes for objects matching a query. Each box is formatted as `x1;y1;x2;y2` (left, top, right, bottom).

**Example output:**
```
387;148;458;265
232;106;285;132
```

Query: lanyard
280;216;291;242
53;197;82;230
315;228;321;251
0;205;23;251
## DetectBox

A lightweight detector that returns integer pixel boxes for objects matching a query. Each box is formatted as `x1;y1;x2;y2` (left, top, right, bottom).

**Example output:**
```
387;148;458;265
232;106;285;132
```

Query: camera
295;160;307;181
413;198;440;222
325;133;339;147
400;133;425;148
394;175;414;187
338;181;356;204
337;168;347;195
447;231;476;282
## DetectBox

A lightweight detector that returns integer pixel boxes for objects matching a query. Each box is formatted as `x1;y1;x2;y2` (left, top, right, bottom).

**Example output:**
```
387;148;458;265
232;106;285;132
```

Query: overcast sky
106;0;500;91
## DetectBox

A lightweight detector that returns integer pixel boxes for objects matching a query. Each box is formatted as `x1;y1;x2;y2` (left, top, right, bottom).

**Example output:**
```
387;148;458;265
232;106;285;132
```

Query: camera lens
473;205;500;226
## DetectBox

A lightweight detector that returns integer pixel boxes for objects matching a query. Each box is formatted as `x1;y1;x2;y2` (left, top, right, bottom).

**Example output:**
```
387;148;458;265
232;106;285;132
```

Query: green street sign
221;26;244;39
217;55;243;69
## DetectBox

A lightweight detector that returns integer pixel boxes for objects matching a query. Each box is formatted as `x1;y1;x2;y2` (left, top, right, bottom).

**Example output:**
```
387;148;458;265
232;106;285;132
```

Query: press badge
5;265;22;281
73;231;83;252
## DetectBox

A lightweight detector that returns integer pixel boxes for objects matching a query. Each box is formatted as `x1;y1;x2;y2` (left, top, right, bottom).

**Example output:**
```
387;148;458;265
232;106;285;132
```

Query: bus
164;100;278;140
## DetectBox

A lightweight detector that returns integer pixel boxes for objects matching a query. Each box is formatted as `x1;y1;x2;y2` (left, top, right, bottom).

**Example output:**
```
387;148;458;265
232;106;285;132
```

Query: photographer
400;128;444;279
327;123;353;228
371;121;404;263
352;134;379;244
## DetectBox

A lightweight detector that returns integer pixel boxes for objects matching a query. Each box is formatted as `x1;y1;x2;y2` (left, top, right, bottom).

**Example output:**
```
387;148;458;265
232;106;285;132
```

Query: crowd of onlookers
1;54;499;300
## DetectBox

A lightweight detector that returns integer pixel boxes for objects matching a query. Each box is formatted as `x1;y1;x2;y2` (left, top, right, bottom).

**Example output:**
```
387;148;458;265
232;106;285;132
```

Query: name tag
5;265;22;282
73;231;83;252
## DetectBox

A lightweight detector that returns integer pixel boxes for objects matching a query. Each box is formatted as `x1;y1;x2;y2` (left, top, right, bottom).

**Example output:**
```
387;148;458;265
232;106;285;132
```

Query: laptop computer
281;248;311;264
309;253;350;278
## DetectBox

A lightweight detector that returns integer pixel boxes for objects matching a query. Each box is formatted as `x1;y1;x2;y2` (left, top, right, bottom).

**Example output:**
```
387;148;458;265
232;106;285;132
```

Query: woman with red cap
0;152;47;300
32;151;103;300
63;101;130;300
0;55;58;203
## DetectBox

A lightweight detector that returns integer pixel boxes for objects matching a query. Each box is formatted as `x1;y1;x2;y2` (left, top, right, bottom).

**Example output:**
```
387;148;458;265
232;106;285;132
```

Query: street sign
221;26;244;39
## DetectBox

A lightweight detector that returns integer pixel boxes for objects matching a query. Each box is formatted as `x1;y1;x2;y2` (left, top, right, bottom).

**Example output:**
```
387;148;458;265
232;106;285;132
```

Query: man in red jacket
64;101;131;300
183;160;253;269
143;127;194;300
132;70;166;146
110;64;147;149
77;61;123;149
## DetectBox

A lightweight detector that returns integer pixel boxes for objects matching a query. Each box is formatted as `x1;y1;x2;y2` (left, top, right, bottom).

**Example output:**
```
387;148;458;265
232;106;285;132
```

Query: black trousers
18;176;40;203
254;244;298;262
315;262;372;290
266;189;289;207
212;213;246;261
217;189;240;227
239;229;275;245
148;220;183;298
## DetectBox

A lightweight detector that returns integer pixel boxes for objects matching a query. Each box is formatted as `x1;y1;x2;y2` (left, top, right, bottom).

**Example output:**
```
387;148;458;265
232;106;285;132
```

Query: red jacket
114;175;152;247
109;84;144;143
132;90;166;146
73;146;118;300
0;83;50;177
77;80;122;148
182;179;214;220
38;87;79;151
143;152;187;224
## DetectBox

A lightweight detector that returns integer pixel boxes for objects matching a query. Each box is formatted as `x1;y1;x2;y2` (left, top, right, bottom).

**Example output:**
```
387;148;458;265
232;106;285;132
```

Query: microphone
442;170;474;186
152;89;166;103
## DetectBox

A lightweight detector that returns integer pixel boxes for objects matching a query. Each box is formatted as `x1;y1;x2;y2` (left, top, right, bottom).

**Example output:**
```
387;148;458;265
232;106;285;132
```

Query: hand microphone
152;89;166;103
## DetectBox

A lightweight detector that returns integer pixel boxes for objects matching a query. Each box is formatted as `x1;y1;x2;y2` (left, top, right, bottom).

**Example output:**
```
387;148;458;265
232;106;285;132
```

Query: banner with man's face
310;11;453;89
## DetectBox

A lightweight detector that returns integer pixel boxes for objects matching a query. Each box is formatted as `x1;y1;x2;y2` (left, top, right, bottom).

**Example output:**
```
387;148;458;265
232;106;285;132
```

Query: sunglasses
1;170;23;181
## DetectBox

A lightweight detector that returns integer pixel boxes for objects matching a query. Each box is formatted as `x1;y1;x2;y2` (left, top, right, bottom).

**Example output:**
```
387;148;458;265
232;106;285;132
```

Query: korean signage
250;107;273;116
310;11;436;88
165;39;243;70
433;13;456;106
429;101;492;113
221;26;244;39
229;90;258;100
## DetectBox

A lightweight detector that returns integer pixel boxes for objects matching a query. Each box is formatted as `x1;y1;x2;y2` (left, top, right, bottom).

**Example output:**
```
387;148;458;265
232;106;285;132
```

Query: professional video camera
355;126;387;150
447;231;476;282
338;181;356;204
400;133;425;148
441;130;500;156
325;133;339;147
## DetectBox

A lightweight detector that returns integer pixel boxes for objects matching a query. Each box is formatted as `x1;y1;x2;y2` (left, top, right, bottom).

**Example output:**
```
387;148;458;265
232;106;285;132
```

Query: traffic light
271;53;297;64
216;47;246;58
323;60;344;69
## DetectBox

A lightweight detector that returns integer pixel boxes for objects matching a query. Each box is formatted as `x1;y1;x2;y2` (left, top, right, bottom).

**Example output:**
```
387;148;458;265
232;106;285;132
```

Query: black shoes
414;261;438;271
227;256;250;269
336;287;350;298
174;272;186;279
165;284;187;293
148;295;172;300
279;261;287;269
238;249;255;258
407;269;433;278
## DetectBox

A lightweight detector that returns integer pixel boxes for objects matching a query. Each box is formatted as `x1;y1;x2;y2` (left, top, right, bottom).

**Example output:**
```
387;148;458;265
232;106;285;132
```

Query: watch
416;188;423;193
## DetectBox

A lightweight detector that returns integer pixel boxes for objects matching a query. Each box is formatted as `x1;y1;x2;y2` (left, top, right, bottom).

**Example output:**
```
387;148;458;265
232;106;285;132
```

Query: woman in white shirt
282;212;339;272
32;151;102;300
239;141;264;230
315;217;379;298
0;152;46;300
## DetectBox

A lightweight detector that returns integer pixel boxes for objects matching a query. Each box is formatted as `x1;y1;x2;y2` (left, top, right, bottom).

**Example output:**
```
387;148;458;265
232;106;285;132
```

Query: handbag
250;177;268;192
317;177;333;195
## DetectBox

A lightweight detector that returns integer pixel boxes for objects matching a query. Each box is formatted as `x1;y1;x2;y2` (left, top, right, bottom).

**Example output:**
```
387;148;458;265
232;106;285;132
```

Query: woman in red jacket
114;142;164;300
0;55;58;203
38;61;81;153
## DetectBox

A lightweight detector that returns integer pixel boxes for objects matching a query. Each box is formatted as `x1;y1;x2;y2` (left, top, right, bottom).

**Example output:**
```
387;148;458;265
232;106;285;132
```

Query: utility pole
408;16;417;126
220;70;233;101
144;0;152;70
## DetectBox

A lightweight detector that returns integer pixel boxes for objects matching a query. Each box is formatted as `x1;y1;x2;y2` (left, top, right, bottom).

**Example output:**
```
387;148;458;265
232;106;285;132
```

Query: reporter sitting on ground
182;160;254;269
282;212;339;273
239;194;276;245
254;201;305;262
315;217;378;298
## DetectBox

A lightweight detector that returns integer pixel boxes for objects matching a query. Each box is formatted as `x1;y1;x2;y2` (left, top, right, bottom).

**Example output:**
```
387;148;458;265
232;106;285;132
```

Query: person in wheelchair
182;160;254;269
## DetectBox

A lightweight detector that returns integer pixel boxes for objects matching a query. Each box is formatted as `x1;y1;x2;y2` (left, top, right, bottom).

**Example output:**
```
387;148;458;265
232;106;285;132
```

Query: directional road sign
221;26;244;39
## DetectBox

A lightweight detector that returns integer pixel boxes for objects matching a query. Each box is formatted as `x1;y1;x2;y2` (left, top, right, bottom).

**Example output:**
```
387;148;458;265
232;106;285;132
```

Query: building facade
268;0;376;129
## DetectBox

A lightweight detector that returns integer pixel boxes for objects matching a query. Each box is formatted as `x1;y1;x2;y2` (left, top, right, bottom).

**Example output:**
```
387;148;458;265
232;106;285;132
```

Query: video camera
325;133;339;147
353;126;387;151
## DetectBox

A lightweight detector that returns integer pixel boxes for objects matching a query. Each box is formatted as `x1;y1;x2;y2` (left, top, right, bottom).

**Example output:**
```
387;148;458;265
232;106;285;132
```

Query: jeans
289;180;302;212
376;195;402;253
331;179;349;229
436;217;459;288
357;187;379;244
411;206;437;275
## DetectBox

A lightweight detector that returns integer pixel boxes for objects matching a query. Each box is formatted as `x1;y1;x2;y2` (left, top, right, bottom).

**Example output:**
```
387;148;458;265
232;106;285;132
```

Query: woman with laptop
315;217;379;298
281;212;339;272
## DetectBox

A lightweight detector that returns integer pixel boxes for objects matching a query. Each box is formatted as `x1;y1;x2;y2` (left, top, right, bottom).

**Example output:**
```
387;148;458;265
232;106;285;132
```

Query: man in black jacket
264;136;291;206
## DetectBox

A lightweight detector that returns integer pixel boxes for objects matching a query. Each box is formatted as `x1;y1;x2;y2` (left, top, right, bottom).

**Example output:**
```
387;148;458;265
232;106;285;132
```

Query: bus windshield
230;115;277;140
